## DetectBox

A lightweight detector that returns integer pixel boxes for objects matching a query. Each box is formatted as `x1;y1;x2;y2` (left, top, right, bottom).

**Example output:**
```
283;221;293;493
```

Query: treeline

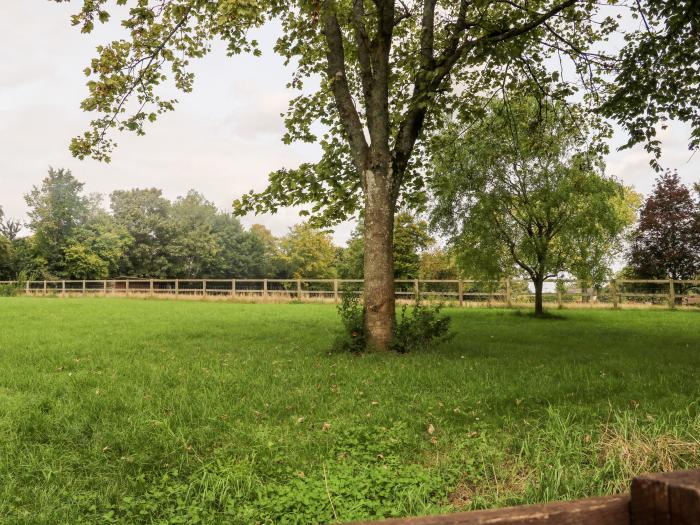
1;166;698;285
0;168;452;281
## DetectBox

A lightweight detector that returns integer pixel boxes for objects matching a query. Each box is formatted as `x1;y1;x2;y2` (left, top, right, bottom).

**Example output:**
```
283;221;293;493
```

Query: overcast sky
1;1;698;245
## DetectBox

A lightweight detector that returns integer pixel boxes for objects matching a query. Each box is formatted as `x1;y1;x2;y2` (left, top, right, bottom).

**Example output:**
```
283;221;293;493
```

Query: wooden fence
1;278;699;309
347;469;700;524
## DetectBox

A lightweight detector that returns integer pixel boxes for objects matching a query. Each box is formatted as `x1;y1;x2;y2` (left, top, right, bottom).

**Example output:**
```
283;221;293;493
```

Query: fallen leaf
427;424;435;435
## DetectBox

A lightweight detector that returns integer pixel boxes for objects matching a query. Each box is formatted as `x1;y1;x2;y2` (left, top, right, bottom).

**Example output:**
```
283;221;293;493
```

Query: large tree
628;171;700;280
110;188;173;277
57;0;691;348
430;97;636;315
25;168;93;276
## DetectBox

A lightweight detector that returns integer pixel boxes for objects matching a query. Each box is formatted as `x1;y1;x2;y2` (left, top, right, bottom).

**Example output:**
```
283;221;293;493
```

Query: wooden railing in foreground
1;278;699;309
347;469;700;525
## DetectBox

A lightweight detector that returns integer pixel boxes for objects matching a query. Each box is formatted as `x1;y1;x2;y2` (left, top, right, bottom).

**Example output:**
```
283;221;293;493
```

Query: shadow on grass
511;309;567;321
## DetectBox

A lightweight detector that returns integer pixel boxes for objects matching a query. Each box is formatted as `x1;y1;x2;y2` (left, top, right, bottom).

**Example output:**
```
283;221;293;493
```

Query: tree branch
322;3;370;174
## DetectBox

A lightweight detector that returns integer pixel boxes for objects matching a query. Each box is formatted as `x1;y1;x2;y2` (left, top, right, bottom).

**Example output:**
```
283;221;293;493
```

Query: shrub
334;291;451;353
0;283;19;297
391;299;452;353
333;290;366;353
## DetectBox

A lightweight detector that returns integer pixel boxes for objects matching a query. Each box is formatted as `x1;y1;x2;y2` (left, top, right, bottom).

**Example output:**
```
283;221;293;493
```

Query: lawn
0;298;698;524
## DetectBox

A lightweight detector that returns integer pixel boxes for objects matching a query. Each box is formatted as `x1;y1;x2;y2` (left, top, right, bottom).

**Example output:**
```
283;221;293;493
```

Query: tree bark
363;164;396;350
534;277;545;316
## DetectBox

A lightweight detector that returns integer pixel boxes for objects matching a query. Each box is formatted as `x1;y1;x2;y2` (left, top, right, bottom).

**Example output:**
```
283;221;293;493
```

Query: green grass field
0;297;699;524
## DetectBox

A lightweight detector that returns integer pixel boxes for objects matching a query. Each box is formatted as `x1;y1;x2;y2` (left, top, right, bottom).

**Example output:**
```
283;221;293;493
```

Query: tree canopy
628;171;700;280
430;96;637;314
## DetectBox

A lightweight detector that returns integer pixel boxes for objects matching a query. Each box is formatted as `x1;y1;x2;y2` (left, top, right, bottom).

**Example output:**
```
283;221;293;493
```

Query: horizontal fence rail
345;469;700;525
1;278;699;309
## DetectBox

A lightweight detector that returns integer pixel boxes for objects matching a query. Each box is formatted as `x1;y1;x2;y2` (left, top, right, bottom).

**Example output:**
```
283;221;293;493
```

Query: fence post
263;279;268;301
333;279;339;304
82;280;86;294
630;469;700;524
175;279;179;298
61;280;65;296
506;279;512;308
203;280;207;297
125;280;130;297
458;280;464;307
669;279;676;309
297;278;302;301
231;279;236;297
43;280;47;295
103;280;107;296
414;279;419;301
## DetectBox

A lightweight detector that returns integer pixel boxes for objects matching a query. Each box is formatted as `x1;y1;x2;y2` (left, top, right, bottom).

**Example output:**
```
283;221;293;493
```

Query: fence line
1;277;699;308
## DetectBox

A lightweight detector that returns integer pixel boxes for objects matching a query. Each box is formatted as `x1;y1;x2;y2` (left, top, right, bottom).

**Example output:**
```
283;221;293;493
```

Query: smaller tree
110;188;173;277
0;204;22;242
25;168;91;275
431;96;634;315
277;223;337;279
628;171;700;280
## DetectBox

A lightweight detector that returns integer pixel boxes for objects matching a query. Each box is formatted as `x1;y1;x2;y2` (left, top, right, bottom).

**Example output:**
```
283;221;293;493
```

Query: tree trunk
363;166;395;351
534;277;545;316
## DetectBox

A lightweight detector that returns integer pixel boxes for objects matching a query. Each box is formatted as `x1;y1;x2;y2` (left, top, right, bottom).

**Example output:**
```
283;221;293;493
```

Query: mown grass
0;297;698;524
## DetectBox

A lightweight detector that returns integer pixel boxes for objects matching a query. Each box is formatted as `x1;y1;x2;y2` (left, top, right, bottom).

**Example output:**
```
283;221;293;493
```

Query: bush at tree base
334;290;451;353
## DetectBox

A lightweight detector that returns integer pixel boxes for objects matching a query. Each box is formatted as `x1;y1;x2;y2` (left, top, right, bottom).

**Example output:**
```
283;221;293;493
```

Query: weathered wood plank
630;469;700;525
347;495;630;525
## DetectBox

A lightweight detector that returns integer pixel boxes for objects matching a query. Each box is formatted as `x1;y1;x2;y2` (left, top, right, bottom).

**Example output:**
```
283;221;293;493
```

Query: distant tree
167;191;221;278
0;205;22;242
628;171;700;280
337;214;433;279
277;223;337;279
336;225;365;279
0;219;22;242
24;168;91;276
419;249;459;280
63;209;133;279
110;188;173;277
0;206;11;279
569;186;641;299
431;97;635;315
393;213;433;279
249;224;283;278
211;215;269;278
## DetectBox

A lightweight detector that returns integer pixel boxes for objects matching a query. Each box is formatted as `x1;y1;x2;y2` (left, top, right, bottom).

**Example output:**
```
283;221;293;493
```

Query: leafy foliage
430;95;637;314
391;300;452;354
601;1;700;165
333;288;367;354
277;222;338;279
628;171;700;280
335;290;451;354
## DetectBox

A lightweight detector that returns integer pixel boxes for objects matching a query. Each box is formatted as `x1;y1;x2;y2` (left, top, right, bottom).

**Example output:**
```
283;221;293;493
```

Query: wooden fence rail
1;278;699;309
347;469;700;525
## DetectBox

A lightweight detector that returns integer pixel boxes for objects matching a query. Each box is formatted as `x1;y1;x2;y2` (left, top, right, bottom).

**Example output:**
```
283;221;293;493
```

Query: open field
0;298;699;524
